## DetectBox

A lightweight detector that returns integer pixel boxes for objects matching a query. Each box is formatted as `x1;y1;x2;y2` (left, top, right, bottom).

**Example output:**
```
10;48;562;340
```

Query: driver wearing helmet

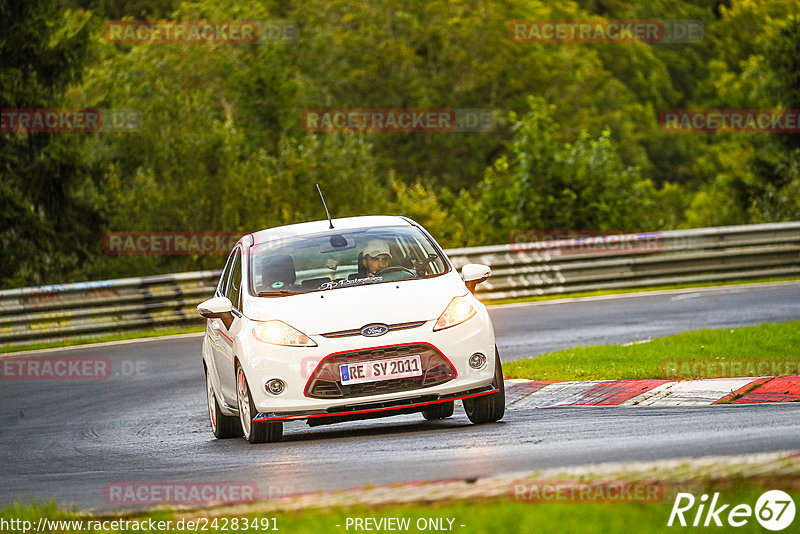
361;239;392;277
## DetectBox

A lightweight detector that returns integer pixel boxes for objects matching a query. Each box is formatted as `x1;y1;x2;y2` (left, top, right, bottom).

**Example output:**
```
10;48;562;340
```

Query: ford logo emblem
361;324;389;337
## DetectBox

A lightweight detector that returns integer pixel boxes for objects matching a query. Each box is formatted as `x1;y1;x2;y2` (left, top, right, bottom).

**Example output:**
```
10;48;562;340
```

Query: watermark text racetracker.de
509;230;664;255
104;481;266;506
1;109;141;132
511;480;664;503
103;20;298;44
660;109;800;133
0;356;148;380
662;358;799;379
509;19;703;43
104;231;241;255
302;108;495;132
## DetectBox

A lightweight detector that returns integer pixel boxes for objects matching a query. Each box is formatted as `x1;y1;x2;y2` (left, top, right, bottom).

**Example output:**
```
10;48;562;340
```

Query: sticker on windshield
271;281;285;289
318;276;383;291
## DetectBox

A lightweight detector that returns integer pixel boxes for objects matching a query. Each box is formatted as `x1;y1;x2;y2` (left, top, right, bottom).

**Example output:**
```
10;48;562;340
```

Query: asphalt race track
1;282;799;510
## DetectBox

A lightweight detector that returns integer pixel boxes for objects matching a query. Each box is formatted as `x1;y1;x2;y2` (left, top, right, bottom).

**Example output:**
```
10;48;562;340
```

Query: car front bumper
240;311;497;416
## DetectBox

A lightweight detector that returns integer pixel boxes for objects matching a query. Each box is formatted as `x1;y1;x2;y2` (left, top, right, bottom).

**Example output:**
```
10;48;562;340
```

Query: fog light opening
265;379;286;395
469;353;487;370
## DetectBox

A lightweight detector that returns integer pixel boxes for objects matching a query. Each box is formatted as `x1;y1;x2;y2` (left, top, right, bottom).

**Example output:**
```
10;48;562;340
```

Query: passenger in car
260;254;296;291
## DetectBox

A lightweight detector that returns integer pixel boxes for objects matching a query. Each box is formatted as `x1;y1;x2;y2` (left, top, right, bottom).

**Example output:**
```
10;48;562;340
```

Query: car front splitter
253;385;497;425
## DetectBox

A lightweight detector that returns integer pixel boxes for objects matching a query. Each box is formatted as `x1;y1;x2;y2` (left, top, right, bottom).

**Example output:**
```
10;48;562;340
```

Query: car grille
305;343;456;399
320;321;426;338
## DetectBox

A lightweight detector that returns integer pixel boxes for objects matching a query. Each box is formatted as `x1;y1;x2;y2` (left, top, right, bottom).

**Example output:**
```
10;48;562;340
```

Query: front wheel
463;350;505;424
236;364;283;444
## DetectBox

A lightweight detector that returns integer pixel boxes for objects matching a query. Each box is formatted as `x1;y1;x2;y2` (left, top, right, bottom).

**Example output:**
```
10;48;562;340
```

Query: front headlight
433;295;477;331
253;320;317;347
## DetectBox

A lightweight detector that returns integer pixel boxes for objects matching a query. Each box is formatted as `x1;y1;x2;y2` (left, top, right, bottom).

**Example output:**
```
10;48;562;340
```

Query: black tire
206;368;243;439
463;349;505;424
422;401;455;420
236;364;283;444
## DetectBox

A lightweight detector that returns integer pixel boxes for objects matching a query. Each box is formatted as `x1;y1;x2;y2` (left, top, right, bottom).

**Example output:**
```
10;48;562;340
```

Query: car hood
245;274;467;335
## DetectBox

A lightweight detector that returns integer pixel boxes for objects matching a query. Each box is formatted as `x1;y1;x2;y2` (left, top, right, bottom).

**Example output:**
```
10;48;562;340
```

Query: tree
749;14;800;221
63;0;179;19
685;8;800;226
463;97;673;245
0;1;100;287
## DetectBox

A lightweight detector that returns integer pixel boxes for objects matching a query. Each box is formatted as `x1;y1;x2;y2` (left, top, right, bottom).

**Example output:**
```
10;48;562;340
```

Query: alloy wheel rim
237;369;252;437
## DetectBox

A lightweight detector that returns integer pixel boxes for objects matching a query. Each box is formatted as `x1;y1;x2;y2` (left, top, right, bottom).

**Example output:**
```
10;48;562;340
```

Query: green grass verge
2;481;797;534
0;326;205;355
504;321;800;381
484;276;800;306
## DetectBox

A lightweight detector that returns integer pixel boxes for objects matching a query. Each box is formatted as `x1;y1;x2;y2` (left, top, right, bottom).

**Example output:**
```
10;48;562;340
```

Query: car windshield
249;226;448;296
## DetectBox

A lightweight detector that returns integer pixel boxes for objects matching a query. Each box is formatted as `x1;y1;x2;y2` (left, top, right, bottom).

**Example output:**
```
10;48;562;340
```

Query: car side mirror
197;296;234;329
461;263;491;294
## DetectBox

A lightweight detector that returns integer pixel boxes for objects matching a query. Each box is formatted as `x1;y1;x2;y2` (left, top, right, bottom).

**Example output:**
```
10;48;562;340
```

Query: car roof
248;215;413;246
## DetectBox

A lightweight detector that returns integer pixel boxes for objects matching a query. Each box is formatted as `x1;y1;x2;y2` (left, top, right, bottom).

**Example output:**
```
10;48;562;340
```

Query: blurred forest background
1;0;799;288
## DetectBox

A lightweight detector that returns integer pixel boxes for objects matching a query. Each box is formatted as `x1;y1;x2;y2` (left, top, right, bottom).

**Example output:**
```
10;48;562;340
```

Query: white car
198;215;504;443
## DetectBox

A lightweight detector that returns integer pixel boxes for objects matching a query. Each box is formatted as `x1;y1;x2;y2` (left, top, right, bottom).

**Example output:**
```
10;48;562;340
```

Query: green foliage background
2;0;799;287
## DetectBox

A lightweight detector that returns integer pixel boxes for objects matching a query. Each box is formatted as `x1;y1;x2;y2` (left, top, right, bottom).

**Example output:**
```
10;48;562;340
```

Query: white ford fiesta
198;215;504;443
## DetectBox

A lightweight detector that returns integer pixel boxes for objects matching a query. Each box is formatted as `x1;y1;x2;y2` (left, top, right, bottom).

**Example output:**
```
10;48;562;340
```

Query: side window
216;249;236;296
226;249;243;310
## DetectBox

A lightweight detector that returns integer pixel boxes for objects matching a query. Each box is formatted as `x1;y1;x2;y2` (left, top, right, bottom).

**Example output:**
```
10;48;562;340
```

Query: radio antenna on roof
316;184;334;229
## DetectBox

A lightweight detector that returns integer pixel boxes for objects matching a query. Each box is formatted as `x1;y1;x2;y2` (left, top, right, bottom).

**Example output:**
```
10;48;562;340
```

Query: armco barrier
1;223;798;347
0;272;220;347
451;222;800;299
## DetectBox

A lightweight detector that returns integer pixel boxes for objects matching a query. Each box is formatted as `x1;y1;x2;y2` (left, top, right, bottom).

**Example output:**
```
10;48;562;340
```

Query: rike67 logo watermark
668;490;796;531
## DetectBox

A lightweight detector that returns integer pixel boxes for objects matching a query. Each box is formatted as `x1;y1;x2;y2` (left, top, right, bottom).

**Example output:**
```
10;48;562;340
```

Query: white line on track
0;332;205;358
486;280;800;309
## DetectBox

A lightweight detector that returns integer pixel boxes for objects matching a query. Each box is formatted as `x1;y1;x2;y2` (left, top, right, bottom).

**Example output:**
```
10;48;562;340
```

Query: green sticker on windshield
271;281;284;289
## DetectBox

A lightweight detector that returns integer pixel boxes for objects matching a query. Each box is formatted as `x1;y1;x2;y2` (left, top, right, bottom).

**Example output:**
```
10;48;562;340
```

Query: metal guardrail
1;222;799;347
0;272;220;347
448;222;800;299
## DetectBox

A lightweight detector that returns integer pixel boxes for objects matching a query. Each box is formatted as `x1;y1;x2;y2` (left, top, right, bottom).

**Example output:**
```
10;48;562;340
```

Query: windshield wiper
258;289;303;297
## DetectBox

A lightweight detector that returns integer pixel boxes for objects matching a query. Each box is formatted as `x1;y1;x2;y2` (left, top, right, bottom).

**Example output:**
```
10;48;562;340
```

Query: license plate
339;356;422;385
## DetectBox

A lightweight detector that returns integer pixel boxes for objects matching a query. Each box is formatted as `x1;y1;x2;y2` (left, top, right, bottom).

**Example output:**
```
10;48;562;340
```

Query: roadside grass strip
502;321;800;407
4;452;798;534
171;451;800;517
504;321;800;382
